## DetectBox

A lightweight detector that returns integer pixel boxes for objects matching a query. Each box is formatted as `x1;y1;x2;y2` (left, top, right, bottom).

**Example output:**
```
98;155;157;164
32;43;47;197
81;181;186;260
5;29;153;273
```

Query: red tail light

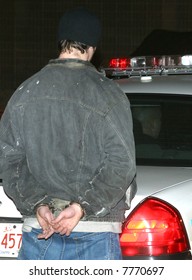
109;58;130;69
120;197;190;257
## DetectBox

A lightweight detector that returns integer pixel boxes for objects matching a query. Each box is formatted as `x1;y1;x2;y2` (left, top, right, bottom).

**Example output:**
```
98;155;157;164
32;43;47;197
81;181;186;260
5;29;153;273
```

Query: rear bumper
123;251;192;260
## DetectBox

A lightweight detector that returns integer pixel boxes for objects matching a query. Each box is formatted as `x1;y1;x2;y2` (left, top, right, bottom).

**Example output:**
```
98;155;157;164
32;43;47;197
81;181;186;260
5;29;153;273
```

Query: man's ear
87;46;96;61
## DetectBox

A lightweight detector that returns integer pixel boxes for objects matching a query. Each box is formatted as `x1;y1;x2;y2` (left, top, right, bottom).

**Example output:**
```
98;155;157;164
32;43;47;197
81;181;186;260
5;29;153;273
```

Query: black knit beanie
57;7;102;47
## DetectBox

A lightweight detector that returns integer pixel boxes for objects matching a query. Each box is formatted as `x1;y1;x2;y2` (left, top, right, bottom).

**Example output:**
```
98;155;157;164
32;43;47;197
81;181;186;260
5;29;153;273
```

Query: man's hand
51;203;83;236
36;205;55;239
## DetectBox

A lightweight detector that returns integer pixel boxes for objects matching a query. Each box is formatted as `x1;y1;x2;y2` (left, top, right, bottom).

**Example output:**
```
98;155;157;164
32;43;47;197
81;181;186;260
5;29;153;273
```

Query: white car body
0;182;22;218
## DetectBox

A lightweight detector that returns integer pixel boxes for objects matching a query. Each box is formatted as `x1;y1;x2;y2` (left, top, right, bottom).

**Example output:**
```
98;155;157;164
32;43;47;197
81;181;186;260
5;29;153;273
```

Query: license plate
0;222;22;258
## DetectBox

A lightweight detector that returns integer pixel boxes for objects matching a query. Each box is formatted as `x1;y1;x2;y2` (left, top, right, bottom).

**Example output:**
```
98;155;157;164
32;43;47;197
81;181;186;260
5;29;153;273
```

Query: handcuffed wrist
33;203;53;214
69;201;85;219
33;200;85;218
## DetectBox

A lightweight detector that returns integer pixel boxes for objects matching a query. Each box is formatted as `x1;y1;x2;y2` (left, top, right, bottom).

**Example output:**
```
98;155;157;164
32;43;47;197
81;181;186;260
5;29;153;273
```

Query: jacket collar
48;58;94;68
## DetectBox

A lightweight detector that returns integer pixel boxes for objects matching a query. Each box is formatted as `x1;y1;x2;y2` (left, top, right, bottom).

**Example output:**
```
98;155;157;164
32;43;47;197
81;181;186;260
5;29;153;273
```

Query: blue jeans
17;229;122;260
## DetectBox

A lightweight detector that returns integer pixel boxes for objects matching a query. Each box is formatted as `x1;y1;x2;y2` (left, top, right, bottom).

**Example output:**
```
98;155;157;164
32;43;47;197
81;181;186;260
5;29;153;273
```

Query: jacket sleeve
0;106;52;215
0;107;25;174
78;97;137;217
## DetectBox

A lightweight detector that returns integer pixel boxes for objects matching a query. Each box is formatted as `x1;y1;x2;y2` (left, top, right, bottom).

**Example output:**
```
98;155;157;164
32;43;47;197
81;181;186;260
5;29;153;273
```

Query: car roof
116;74;192;95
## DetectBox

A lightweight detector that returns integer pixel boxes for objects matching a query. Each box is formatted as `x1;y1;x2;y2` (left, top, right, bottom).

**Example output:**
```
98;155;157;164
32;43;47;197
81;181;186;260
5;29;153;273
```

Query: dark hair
58;40;90;54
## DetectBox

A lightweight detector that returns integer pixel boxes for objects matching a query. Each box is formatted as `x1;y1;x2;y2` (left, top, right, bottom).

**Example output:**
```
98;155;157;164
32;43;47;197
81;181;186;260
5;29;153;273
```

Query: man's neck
59;49;89;61
59;46;95;62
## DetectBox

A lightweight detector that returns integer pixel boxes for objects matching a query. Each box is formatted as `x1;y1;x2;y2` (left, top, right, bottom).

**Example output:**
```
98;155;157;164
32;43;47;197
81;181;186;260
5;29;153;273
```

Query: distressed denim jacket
0;59;136;222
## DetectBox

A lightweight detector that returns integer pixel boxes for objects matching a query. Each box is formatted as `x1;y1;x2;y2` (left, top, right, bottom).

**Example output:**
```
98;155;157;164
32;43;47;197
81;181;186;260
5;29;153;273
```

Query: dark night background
1;0;192;111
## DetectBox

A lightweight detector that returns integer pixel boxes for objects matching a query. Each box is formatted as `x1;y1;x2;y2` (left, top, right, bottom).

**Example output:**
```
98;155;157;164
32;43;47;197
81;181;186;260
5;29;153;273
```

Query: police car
107;55;192;260
0;55;192;260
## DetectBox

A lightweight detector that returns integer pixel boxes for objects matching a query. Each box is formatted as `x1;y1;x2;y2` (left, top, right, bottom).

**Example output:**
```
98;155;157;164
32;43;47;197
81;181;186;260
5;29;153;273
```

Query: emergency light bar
104;55;192;78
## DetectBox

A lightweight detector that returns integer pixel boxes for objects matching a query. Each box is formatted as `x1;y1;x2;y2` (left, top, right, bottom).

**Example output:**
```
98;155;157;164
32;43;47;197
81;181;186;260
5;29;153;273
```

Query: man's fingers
51;221;72;235
65;229;72;236
37;227;54;239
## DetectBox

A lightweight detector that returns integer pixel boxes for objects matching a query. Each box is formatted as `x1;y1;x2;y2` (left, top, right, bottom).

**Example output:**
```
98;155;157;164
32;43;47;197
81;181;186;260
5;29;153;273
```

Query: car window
128;93;192;167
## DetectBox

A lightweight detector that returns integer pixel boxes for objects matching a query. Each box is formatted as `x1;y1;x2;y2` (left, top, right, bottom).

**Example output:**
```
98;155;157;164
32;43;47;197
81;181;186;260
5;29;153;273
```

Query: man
132;106;162;143
0;7;136;259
